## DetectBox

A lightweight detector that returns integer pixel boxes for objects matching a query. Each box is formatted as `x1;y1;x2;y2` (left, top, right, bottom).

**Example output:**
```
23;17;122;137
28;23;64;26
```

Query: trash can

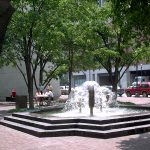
15;95;27;109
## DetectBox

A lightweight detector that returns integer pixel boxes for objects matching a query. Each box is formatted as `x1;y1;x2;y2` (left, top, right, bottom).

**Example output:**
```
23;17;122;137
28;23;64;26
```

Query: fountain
1;81;150;139
64;81;115;112
65;81;116;111
52;81;148;118
53;81;122;118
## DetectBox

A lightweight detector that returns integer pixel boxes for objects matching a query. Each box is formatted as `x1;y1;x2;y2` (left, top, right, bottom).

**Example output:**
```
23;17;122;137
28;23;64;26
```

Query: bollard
15;95;27;109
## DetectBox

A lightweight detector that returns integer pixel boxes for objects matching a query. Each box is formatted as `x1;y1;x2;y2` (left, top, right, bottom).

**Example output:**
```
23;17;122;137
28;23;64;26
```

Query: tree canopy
1;0;150;104
0;0;14;54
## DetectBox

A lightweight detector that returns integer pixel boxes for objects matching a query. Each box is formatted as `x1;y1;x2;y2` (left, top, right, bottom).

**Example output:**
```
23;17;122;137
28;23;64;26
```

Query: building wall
0;66;27;100
72;64;150;88
0;65;61;101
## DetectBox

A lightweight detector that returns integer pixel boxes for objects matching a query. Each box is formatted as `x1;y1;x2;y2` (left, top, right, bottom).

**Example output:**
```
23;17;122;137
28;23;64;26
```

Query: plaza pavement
117;94;150;105
0;96;150;150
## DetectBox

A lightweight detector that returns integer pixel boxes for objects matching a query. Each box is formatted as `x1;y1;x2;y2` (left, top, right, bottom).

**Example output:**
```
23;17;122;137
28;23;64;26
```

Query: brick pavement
1;124;150;150
1;98;150;150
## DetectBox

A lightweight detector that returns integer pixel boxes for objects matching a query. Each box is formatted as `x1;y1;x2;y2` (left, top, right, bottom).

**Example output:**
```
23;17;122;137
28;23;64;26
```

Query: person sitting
44;89;54;106
45;89;54;100
11;88;16;98
35;90;44;106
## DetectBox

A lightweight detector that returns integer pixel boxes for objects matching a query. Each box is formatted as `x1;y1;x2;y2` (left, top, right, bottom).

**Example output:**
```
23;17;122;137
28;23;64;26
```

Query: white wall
0;66;27;100
0;65;61;101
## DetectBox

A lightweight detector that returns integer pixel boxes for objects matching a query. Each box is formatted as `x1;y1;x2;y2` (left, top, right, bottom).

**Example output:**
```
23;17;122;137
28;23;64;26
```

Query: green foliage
58;0;104;71
3;0;65;84
1;0;149;95
1;0;67;108
110;0;150;49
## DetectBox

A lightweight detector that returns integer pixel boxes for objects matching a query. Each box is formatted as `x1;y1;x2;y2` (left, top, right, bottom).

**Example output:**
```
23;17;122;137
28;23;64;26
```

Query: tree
61;1;145;95
58;0;102;93
0;0;14;54
3;0;64;108
90;2;146;93
109;0;150;62
110;0;150;33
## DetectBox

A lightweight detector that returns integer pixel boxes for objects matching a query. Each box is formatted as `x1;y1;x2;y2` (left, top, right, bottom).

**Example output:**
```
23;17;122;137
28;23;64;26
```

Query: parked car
102;85;125;96
125;82;150;97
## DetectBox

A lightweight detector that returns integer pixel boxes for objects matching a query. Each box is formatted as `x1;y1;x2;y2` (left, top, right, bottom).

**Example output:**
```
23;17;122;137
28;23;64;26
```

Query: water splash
49;81;149;118
63;81;116;112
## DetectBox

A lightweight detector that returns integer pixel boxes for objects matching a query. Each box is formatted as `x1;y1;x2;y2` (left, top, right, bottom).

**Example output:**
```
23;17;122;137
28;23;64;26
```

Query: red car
125;82;150;97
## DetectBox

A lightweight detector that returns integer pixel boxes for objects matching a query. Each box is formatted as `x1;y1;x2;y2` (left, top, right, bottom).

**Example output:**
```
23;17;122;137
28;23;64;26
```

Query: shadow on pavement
117;133;150;150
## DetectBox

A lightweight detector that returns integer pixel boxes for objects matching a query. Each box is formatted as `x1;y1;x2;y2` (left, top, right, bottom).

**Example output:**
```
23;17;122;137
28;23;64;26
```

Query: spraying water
43;81;149;118
60;81;117;116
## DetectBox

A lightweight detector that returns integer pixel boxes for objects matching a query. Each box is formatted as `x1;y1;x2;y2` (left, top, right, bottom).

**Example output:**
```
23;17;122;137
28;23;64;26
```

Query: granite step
75;124;150;139
4;116;77;130
0;120;75;137
4;115;150;131
1;119;150;138
77;117;150;130
2;112;150;138
12;113;79;124
12;112;150;125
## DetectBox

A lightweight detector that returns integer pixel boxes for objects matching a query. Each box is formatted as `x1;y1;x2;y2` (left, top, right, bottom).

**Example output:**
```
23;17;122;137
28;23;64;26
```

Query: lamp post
141;64;143;78
135;64;139;97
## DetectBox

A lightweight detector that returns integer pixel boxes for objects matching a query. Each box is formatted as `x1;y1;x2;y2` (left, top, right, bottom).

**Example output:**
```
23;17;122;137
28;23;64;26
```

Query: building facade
72;63;150;88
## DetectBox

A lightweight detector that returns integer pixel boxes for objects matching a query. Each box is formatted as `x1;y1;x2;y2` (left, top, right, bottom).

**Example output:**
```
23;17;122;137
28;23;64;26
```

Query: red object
125;82;150;97
11;89;16;97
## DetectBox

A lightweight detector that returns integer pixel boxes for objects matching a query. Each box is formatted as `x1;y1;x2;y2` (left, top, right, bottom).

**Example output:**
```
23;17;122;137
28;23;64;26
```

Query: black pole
141;64;142;78
135;64;139;97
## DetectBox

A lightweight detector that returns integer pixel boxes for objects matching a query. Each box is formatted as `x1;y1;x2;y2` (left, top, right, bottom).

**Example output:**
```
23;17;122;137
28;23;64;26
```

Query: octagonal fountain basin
35;80;150;119
1;80;150;139
1;104;150;139
32;105;150;119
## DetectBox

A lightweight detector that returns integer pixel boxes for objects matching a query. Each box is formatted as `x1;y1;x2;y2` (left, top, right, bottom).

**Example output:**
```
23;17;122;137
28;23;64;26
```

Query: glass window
74;75;86;87
141;84;149;88
132;82;139;88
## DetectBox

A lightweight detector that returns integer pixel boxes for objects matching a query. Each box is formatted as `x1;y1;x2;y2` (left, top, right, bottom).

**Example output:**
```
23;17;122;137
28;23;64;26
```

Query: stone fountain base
1;111;150;139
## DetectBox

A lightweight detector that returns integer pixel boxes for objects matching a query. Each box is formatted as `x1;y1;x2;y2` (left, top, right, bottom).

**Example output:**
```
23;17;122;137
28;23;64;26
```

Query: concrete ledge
2;111;150;139
0;102;15;106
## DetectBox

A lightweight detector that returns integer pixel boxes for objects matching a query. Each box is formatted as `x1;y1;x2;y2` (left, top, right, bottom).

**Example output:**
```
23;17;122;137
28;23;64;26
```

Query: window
132;82;139;88
141;84;149;88
73;75;86;87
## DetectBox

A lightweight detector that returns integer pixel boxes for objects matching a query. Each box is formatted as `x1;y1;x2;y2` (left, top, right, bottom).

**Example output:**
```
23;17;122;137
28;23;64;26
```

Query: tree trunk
24;34;34;109
68;67;72;94
25;57;34;109
0;0;15;53
28;80;34;109
39;58;43;86
68;48;73;94
112;65;120;100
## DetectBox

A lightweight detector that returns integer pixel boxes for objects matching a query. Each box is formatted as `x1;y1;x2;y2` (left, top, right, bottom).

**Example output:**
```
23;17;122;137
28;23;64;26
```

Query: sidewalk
117;96;150;105
0;104;15;120
1;122;150;150
1;98;150;150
